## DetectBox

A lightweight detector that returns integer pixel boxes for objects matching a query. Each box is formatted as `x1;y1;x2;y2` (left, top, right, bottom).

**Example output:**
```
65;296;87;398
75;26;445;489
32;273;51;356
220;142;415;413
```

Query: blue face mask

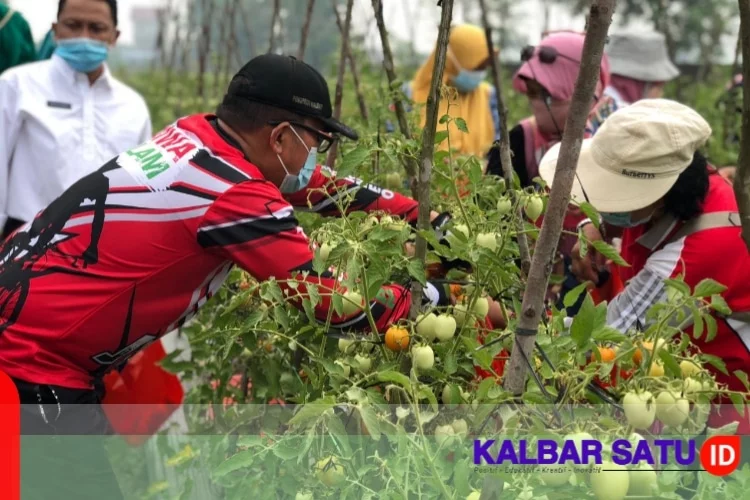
601;211;654;228
278;126;318;194
55;37;109;73
451;69;487;93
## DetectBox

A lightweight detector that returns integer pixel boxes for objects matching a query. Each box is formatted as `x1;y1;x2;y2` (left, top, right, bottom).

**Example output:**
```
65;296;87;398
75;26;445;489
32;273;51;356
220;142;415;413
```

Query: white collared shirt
0;54;152;225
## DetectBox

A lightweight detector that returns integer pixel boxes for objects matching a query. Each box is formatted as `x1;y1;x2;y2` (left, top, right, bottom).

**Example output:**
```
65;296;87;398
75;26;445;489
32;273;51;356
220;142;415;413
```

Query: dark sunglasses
521;45;581;65
268;120;338;153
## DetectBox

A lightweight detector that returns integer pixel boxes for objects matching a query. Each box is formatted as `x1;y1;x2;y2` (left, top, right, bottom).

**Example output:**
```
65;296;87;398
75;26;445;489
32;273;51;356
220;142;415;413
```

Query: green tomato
683;377;703;396
628;463;657;496
434;424;455;447
655;391;690;427
451;418;468;436
315;456;345;487
296;492;314;500
496;197;512;215
334;359;351;378
354;354;372;374
412;345;435;370
319;242;333;261
416;312;438;341
590;462;629;500
466;492;481;500
341;291;364;316
622;391;656;430
564;432;594;461
338;338;355;354
680;359;702;378
385;172;402;189
476;232;500;251
435;314;457;341
524;195;544;222
453;304;469;326
473;297;489;318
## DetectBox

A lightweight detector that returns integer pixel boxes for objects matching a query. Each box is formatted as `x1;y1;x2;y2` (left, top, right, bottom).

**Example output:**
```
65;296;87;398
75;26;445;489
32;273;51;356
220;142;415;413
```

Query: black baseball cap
225;54;358;141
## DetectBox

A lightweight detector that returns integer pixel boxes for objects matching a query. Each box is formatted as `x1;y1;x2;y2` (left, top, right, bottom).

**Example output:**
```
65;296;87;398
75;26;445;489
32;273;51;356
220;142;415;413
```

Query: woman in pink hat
487;32;620;312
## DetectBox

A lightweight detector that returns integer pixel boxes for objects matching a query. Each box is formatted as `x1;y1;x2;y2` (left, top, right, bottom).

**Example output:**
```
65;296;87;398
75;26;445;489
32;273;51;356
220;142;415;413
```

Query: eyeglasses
268;120;338;153
521;45;581;65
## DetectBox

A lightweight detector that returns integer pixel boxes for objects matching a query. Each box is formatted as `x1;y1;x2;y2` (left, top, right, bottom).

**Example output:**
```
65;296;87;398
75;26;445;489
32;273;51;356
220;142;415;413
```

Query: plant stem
502;0;615;397
371;0;419;197
409;0;454;320
333;2;370;124
325;0;354;168
478;0;531;276
268;0;281;53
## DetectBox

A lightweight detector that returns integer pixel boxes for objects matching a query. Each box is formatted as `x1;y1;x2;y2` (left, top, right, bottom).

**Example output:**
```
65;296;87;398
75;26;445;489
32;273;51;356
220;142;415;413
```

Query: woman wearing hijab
604;31;679;106
487;31;616;188
405;24;499;157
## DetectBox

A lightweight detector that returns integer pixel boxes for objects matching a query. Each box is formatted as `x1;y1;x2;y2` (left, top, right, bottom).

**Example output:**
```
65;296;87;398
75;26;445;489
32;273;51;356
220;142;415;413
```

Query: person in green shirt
0;3;37;74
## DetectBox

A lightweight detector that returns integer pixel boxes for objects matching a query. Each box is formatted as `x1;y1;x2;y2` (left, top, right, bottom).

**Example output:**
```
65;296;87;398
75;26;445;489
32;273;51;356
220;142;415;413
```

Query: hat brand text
292;96;323;110
621;169;656;179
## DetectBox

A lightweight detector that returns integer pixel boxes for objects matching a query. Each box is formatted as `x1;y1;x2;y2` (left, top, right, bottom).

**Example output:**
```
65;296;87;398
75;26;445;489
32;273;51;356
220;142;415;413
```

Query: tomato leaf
373;370;412;392
563;282;588;308
691;308;704;340
704;314;719;343
453;459;471;495
338;144;371;174
455;117;469;133
359;404;382;441
443;352;458;375
418;386;439;411
287;396;336;428
664;278;691;298
434;131;449;145
272;438;303;460
475;377;497;402
578;202;601;230
213;447;267;477
407;258;427;286
439;113;451;124
694;279;728;297
658;349;681;378
702;354;729;375
734;370;750;391
592;326;628;343
570;294;596;348
729;393;747;416
710;294;733;315
591;240;629;267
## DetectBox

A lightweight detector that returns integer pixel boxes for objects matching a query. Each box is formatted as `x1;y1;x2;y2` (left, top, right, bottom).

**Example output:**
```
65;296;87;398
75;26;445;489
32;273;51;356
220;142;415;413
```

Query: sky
9;0;737;62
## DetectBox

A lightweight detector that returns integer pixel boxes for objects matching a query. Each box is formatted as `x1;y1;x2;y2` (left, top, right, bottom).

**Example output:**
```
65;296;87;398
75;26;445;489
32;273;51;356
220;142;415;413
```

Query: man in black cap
0;54;455;434
0;52;464;498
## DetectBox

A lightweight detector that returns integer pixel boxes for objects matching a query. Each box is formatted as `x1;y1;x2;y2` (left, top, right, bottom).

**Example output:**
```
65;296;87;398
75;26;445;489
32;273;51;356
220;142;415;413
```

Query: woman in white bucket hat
604;30;680;106
539;99;750;434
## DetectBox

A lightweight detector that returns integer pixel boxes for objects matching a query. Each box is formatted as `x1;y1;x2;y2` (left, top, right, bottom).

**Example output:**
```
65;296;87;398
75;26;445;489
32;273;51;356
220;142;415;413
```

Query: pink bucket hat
513;32;611;102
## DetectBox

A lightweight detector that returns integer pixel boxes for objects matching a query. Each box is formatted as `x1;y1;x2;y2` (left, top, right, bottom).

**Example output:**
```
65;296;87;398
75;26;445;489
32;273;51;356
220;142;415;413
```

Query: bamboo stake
371;0;419;199
502;0;615;396
409;0;454;319
325;0;354;168
735;0;750;252
333;2;369;124
298;0;316;60
478;0;531;276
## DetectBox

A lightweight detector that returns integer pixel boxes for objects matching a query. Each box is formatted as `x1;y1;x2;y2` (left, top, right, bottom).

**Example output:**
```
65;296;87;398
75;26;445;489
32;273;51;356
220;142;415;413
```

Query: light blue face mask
278;126;318;194
447;48;487;93
54;37;109;73
451;69;487;93
601;211;654;228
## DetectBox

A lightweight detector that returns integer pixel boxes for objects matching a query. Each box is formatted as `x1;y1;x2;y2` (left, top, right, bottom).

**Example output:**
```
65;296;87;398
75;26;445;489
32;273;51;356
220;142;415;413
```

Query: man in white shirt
0;0;151;239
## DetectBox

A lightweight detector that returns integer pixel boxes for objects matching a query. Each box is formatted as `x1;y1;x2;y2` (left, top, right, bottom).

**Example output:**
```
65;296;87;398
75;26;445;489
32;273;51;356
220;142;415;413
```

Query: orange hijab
409;24;497;157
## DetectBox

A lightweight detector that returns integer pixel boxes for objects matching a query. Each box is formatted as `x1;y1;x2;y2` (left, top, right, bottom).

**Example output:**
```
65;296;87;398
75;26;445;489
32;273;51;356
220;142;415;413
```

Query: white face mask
277;126;318;194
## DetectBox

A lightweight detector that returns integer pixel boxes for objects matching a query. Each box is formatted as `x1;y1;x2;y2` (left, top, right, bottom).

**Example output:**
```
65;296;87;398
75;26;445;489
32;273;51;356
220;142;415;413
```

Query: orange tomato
633;341;653;366
598;347;616;363
449;284;462;298
384;326;410;351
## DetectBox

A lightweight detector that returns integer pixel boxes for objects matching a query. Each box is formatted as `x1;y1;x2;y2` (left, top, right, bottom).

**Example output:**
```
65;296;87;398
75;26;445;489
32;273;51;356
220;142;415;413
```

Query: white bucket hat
606;31;680;82
539;99;711;213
